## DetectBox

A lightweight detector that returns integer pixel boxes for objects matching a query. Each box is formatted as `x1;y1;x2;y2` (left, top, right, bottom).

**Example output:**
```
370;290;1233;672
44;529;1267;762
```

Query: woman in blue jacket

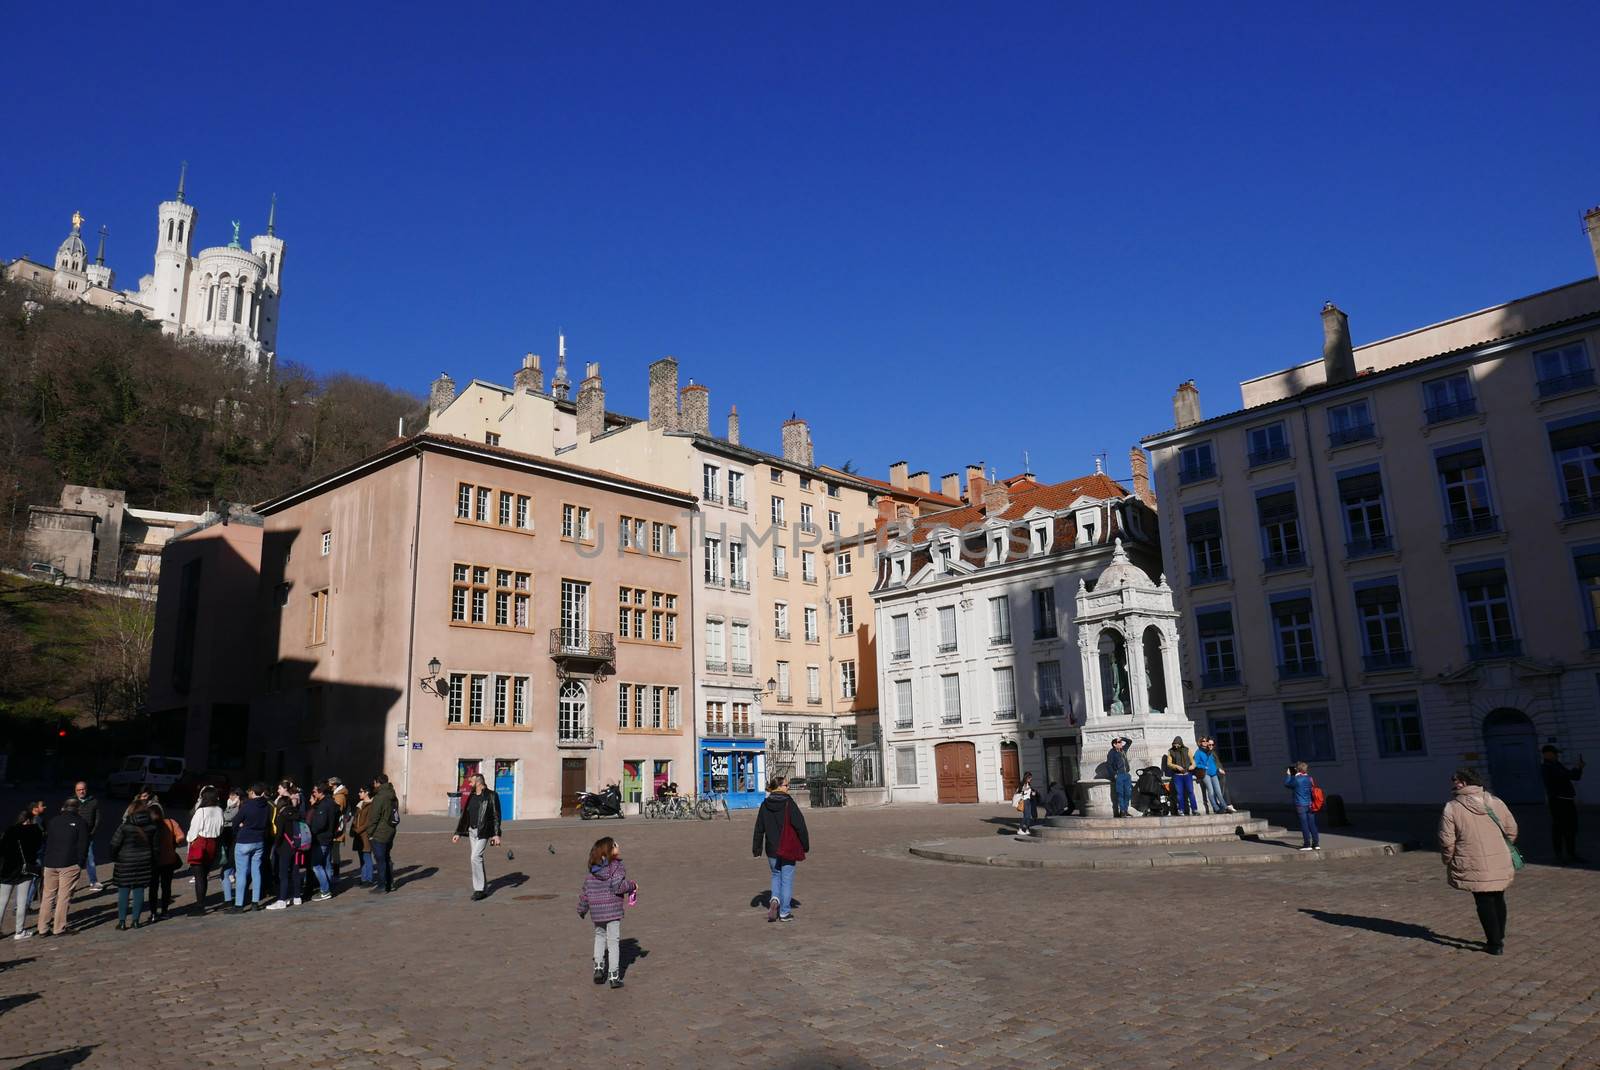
1284;762;1320;851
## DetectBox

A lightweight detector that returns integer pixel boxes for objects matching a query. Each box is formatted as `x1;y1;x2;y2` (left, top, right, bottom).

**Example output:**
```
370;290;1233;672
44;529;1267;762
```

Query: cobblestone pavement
1;804;1598;1070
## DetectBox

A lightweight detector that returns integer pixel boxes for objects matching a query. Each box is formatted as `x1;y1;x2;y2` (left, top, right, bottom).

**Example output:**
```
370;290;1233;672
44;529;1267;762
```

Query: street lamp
428;657;442;678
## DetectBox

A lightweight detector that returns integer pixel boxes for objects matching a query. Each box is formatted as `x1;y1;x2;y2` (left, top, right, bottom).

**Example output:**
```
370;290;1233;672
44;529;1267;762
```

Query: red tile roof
834;469;964;508
903;472;1129;541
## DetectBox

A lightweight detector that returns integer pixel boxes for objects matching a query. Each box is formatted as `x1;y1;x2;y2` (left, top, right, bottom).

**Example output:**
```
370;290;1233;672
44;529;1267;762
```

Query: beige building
246;432;697;817
24;484;199;586
1140;205;1600;807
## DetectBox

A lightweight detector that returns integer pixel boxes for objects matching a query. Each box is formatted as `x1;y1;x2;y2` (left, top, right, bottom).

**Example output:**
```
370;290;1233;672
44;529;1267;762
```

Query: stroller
1133;766;1172;816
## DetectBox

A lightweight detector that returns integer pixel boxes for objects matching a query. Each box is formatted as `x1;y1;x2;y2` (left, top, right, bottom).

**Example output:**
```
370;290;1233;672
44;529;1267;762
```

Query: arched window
1143;626;1167;715
559;681;589;742
205;282;215;321
177;219;185;244
232;281;243;323
167;219;174;242
1098;631;1130;715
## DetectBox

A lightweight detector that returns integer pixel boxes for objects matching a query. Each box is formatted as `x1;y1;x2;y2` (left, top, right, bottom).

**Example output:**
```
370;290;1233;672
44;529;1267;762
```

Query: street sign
412;742;424;750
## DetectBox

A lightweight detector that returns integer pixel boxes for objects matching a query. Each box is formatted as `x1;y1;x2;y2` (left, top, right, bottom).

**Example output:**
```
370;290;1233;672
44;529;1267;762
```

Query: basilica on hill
4;164;284;368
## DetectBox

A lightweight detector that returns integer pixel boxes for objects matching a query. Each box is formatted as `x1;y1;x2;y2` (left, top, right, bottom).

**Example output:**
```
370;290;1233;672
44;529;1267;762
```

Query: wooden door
999;743;1021;800
561;758;587;815
935;741;978;804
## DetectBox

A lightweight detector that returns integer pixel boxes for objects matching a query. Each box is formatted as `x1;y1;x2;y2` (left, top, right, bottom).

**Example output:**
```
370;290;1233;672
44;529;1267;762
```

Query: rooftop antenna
176;160;188;204
1023;449;1031;474
95;225;108;265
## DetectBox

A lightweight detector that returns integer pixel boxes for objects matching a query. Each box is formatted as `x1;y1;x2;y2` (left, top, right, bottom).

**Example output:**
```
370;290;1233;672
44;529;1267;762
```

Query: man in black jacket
38;799;89;937
1541;746;1586;864
306;783;339;901
752;777;809;923
451;774;502;900
72;782;102;891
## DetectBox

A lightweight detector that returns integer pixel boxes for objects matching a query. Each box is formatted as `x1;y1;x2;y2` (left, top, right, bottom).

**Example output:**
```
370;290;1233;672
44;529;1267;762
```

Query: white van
107;755;186;797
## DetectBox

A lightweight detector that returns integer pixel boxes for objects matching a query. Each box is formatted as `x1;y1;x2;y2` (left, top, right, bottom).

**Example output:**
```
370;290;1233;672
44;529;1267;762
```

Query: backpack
1310;781;1326;814
290;819;312;852
387;802;401;829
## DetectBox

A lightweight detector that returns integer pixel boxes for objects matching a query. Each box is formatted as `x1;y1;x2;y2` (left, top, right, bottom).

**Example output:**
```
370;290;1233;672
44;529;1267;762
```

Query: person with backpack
108;799;156;931
185;786;224;915
1162;737;1199;817
1284;761;1321;851
352;785;375;886
0;803;45;939
147;802;186;922
266;796;306;910
452;773;503;900
577;836;638;989
368;774;399;894
306;782;338;901
230;784;272;912
753;776;809;923
1440;767;1520;955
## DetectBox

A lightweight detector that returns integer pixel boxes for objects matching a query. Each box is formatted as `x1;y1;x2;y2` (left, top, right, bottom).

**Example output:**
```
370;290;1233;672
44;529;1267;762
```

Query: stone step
1026;824;1292;847
1040;811;1261;831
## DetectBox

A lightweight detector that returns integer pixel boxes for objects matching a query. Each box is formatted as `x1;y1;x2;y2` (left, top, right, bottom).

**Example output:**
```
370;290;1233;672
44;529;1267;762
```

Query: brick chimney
576;362;605;440
727;405;740;445
940;473;960;499
965;464;985;506
909;471;930;493
781;417;812;466
429;372;455;417
1129;446;1155;508
648;357;679;430
1586;205;1600;278
680;383;709;435
889;461;909;489
1173;381;1201;429
982;476;1010;515
513;353;542;394
1321;302;1356;384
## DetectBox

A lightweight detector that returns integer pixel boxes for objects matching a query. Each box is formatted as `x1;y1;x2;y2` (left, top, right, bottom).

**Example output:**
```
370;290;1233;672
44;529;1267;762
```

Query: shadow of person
484;872;529;895
619;937;648;976
0;957;36;974
1298;909;1479;949
0;992;42;1018
6;1045;96;1069
749;890;802;910
392;866;438;890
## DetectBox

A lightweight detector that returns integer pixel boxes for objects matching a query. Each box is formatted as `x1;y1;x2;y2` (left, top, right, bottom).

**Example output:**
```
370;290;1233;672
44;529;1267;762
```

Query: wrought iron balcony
1469;638;1522;661
989;634;1012;647
729;577;750;592
1278;658;1322;680
1200;669;1240;689
775;629;791;641
1444;513;1499;541
1248;443;1292;468
1329;423;1376;447
548;629;615;664
1563;497;1600;520
731;661;753;676
702;490;723;505
1425;397;1477;424
1178;462;1217;485
1039;703;1065;719
728;496;747;510
893;718;913;731
1345;535;1393;558
704;659;727;673
1362;649;1412;671
993;706;1017;721
1263;550;1307;572
937;641;958;654
1189;564;1229;586
890;647;910;660
557;722;595;747
1538;369;1595;397
940;712;963;726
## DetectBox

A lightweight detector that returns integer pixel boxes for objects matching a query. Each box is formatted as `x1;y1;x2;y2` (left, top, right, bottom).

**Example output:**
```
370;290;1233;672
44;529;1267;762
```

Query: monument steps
1028;811;1291;846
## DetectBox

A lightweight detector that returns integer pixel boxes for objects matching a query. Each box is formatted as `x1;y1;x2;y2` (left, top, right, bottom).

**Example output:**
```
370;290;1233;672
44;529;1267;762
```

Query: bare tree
92;587;158;720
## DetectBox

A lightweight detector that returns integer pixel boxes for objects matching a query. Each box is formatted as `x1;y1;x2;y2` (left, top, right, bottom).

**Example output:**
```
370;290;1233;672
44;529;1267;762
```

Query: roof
1142;276;1600;444
832;468;963;508
253;431;699;514
903;472;1130;542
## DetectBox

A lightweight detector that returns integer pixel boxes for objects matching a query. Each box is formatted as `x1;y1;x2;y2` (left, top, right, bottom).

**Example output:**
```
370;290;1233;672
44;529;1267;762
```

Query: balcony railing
1178;462;1217;485
1425;397;1477;424
1363;649;1413;671
890;647;910;660
1345;535;1393;558
1190;564;1229;585
729;577;750;592
798;522;818;534
772;567;788;579
731;661;752;675
1444;513;1499;540
1278;658;1323;680
557;722;595;746
771;518;787;529
1263;550;1307;572
893;718;913;731
1034;627;1059;641
989;634;1012;646
1539;368;1595;397
1200;668;1240;688
704;574;725;589
1329;423;1376;447
706;723;759;738
702;490;723;505
548;629;616;662
705;659;727;673
775;629;791;641
776;691;793;704
937;641;958;654
1562;497;1600;520
807;696;823;705
1247;443;1292;468
728;496;747;510
1469;637;1522;661
993;707;1017;721
1039;703;1065;719
940;712;963;726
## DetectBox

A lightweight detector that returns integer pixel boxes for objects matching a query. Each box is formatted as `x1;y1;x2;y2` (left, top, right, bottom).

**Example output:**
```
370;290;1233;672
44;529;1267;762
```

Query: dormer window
935;535;958;572
891;552;910;582
1074;507;1099;547
1030;520;1053;556
986;528;1007;564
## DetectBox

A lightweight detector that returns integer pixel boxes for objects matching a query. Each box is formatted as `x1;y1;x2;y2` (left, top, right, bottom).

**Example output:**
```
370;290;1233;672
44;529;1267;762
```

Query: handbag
1484;798;1524;871
776;801;807;863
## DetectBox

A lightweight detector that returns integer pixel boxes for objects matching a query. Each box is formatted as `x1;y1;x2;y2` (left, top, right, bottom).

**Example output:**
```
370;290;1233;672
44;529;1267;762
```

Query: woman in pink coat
1438;768;1519;955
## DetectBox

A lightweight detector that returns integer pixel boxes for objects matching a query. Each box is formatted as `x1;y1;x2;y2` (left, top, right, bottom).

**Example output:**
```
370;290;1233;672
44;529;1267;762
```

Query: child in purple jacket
577;836;637;989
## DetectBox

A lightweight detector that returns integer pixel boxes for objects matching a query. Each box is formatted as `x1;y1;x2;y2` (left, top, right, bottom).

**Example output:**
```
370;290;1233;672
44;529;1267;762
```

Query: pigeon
548;843;556;855
506;849;514;861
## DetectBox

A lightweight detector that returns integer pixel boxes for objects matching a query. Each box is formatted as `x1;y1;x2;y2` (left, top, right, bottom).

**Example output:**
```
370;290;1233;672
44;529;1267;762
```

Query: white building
5;165;283;368
870;466;1165;804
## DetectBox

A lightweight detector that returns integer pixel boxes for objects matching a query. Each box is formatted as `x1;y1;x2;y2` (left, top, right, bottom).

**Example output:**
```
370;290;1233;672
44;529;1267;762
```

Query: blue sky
8;2;1598;485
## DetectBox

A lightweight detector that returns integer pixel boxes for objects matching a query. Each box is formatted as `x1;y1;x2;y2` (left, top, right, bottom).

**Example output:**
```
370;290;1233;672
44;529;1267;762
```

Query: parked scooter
577;783;625;820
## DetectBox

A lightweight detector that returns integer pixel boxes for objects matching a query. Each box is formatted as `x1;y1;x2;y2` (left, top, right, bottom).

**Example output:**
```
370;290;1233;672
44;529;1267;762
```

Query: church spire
267;192;277;236
95;226;108;265
176;160;187;204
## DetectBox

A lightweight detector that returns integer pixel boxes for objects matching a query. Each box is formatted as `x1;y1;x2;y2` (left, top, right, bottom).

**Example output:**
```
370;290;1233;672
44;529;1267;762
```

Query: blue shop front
699;736;766;809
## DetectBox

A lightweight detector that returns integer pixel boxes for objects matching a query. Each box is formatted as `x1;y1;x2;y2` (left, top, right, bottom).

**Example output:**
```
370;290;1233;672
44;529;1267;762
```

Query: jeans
1472;890;1507;948
592;919;621;973
1202;774;1229;813
1550;799;1578;859
1171;773;1197;815
309;844;332;895
221;860;236;903
85;842;98;886
0;880;30;934
234;842;264;906
1020;797;1038;832
150;862;177;916
116;885;146;927
469;832;489;892
767;857;795;918
1296;805;1319;846
372;840;393;891
1112;773;1133;816
275;844;303;903
359;851;373;884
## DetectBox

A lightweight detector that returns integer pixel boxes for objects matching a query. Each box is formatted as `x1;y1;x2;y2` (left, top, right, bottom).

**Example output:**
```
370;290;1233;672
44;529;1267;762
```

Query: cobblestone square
1;805;1598;1070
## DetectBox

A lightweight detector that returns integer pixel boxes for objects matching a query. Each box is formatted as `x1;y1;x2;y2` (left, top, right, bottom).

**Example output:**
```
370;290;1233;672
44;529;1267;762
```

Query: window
770;467;783;482
940;673;962;725
702;464;722;503
1284;704;1335;762
1036;661;1064;717
773;544;788;578
1424;373;1476;423
559;579;589;644
457;483;472;519
560;504;591;540
776;661;792;702
1576;550;1600;645
512;677;529;726
840;660;858;699
731;621;751;673
774;601;790;639
895;746;918;785
703;536;723;584
516;495;531;529
1436;443;1497;538
1338;469;1390;556
1185;505;1227;584
1328;399;1375;447
827;483;840;499
1458;562;1519;659
777;721;791;747
992;666;1016;720
705;619;726;670
805;723;824;751
1373;694;1426;757
728;541;747;587
828;510;840;533
1030;521;1052;555
804;606;819;642
1355;581;1410;670
1032;588;1057;639
1196;607;1239;687
893;679;913;729
726;470;746;508
454;564;529;631
618;686;635;729
1178;442;1216;484
731;702;750;735
1550;416;1600;519
447;674;464;724
558;681;589;742
320;530;332;556
498;493;513;526
802;551;816;582
619;517;635;550
837;596;854;634
806;665;821;703
836;550;852;576
667;688;681;729
989;597;1011;644
799;476;812;491
891;613;910;657
1209;714;1251;766
771;497;786;527
308;589;329;644
1535;341;1593;397
476;487;491;523
937;605;958;652
1256;488;1304;570
1247;422;1290;467
468;674;486;725
493;675;508;725
1271;593;1319;679
486;432;501;446
800;502;814;530
451;570;469;622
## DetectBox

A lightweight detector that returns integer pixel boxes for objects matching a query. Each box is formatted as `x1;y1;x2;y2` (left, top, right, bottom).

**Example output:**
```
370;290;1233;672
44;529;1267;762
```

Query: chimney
513;353;542;394
1129;446;1155;508
889;461;909;488
680;382;709;435
576;362;605;440
648;357;679;430
781;417;812;466
1321;302;1356;384
727;405;740;445
1173;381;1201;429
940;473;960;499
1585;205;1600;278
909;470;930;493
983;476;1011;515
965;464;984;506
429;372;456;416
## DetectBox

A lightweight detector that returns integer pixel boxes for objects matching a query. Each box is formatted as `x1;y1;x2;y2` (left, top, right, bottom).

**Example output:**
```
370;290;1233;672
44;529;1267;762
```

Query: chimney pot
909;470;930;493
889;461;909;488
965;464;985;506
513;353;543;394
727;405;740;445
1129;446;1155;508
679;383;710;435
1173;381;1201;429
648;357;679;431
1321;302;1356;384
940;472;960;499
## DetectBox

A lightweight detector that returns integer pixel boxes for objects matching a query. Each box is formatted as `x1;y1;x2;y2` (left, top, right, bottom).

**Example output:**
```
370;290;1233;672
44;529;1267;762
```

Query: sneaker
470;891;487;902
292;897;303;906
313;892;333;902
594;966;607;985
13;930;33;941
767;897;780;923
608;973;623;989
1313;845;1323;852
1486;944;1504;956
88;883;104;892
1225;806;1238;813
265;901;288;911
1298;845;1314;852
1015;828;1031;837
778;913;795;922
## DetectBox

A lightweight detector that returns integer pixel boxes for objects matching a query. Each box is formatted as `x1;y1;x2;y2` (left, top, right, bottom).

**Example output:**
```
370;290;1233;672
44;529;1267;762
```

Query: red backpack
776;801;807;863
1310;780;1326;813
